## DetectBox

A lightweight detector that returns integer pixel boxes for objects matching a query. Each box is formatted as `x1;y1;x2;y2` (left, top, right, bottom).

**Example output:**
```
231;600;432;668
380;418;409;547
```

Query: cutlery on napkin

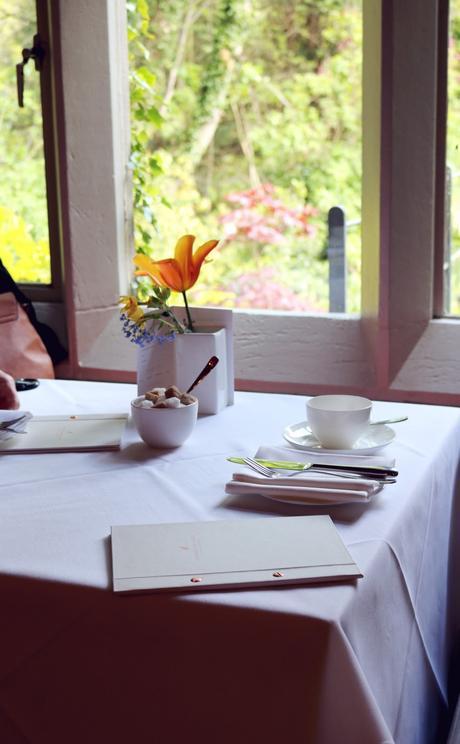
0;411;32;441
225;445;396;505
228;456;397;478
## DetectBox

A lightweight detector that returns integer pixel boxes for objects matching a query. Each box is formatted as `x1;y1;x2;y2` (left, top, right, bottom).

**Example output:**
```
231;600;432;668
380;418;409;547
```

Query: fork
0;414;27;431
243;457;308;479
242;457;396;483
242;456;353;480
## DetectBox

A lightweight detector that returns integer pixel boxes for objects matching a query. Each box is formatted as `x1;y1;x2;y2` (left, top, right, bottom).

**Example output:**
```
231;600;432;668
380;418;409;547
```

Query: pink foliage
221;183;317;244
223;267;319;311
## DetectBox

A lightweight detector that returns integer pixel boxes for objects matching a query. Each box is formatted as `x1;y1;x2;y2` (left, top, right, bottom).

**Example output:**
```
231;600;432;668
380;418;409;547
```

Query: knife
227;457;398;477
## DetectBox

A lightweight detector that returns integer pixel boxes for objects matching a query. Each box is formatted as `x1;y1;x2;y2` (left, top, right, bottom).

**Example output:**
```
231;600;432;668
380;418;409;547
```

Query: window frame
364;0;460;405
14;0;65;303
52;0;460;405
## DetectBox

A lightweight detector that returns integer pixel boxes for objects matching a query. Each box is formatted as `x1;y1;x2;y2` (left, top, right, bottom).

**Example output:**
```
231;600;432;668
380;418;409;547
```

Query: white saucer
283;421;396;455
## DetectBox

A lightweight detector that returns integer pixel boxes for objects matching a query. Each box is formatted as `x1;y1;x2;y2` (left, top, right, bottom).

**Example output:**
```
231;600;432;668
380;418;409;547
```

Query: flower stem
182;290;195;332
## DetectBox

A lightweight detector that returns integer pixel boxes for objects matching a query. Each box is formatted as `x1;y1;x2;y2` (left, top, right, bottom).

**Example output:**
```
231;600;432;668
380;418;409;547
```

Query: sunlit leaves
0;207;51;284
0;0;51;280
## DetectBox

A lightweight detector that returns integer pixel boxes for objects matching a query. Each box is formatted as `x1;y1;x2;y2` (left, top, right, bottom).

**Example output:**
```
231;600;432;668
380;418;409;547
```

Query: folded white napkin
226;478;382;505
0;410;32;442
225;445;395;505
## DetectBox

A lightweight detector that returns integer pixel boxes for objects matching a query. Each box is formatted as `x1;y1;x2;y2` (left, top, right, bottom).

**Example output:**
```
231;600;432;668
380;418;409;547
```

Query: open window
42;0;460;404
127;1;363;316
0;0;63;303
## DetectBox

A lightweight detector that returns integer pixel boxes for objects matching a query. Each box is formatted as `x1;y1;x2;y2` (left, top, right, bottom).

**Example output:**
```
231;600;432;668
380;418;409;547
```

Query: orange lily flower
133;234;219;292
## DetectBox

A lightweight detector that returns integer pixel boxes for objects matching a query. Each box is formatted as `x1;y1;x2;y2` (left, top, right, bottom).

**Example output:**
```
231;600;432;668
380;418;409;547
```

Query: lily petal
133;254;167;287
152;258;185;292
188;239;219;288
135;255;185;292
174;235;195;287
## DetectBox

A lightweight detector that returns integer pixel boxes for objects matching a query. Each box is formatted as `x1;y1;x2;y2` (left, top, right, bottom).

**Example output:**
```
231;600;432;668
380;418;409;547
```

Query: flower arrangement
120;234;219;346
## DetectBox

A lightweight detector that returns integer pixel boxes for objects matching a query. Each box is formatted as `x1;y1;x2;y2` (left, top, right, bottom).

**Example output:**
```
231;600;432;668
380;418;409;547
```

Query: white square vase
137;307;234;415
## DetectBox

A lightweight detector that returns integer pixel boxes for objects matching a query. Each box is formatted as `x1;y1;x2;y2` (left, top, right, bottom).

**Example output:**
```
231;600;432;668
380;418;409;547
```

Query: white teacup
306;395;372;449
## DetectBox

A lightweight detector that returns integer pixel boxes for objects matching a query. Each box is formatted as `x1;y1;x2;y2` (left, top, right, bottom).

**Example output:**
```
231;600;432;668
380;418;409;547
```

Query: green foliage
195;0;240;124
0;206;50;283
127;0;165;250
128;0;363;312
0;0;51;282
447;0;460;314
1;0;458;317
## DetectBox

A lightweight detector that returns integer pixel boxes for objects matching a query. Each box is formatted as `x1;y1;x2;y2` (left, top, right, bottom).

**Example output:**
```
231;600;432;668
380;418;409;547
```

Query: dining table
0;378;459;744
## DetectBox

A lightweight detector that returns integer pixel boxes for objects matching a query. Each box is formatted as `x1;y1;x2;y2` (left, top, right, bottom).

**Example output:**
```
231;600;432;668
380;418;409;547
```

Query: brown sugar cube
165;385;182;399
145;391;160;403
154;400;168;408
180;393;196;406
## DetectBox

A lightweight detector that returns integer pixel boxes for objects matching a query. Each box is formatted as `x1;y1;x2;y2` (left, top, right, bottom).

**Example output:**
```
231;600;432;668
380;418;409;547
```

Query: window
128;1;362;315
53;0;460;404
0;0;62;301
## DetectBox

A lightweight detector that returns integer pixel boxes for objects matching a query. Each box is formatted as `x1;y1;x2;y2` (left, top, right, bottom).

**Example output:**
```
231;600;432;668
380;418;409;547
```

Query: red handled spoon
186;356;219;394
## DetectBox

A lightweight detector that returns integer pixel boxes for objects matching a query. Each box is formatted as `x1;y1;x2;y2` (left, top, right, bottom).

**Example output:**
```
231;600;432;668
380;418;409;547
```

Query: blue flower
119;314;176;347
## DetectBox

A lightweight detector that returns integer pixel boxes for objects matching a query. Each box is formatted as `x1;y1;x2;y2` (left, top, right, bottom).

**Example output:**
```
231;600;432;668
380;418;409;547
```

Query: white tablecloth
0;380;459;743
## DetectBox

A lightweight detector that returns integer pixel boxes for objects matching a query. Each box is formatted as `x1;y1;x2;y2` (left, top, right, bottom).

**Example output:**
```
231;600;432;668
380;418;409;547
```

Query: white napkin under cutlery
225;445;395;505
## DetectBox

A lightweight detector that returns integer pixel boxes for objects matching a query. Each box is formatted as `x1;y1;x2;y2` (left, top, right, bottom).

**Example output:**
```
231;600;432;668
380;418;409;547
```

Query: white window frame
53;0;460;405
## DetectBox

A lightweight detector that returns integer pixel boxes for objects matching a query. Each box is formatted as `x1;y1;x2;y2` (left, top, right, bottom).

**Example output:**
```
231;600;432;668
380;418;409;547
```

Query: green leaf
137;0;149;21
144;107;164;126
136;66;157;88
149;157;163;175
140;229;152;244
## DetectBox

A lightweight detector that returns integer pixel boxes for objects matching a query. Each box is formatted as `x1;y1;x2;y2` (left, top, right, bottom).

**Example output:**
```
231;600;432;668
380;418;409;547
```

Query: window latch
16;33;45;108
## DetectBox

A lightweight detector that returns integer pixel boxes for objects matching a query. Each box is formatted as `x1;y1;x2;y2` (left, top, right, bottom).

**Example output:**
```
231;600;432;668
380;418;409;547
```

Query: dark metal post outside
443;166;452;315
327;206;346;312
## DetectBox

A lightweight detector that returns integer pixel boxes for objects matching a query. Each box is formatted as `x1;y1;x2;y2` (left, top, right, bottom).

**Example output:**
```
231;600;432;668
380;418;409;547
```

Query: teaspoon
186;356;219;394
368;415;408;426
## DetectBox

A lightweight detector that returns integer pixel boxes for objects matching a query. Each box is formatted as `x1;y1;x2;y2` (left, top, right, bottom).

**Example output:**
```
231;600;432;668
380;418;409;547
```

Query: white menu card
0;414;128;454
111;515;362;594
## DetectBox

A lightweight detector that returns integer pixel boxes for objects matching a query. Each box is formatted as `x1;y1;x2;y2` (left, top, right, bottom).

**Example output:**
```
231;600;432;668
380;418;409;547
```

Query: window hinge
16;33;45;108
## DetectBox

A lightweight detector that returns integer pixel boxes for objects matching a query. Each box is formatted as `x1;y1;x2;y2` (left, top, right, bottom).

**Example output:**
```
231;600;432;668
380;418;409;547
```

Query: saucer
283;421;396;454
